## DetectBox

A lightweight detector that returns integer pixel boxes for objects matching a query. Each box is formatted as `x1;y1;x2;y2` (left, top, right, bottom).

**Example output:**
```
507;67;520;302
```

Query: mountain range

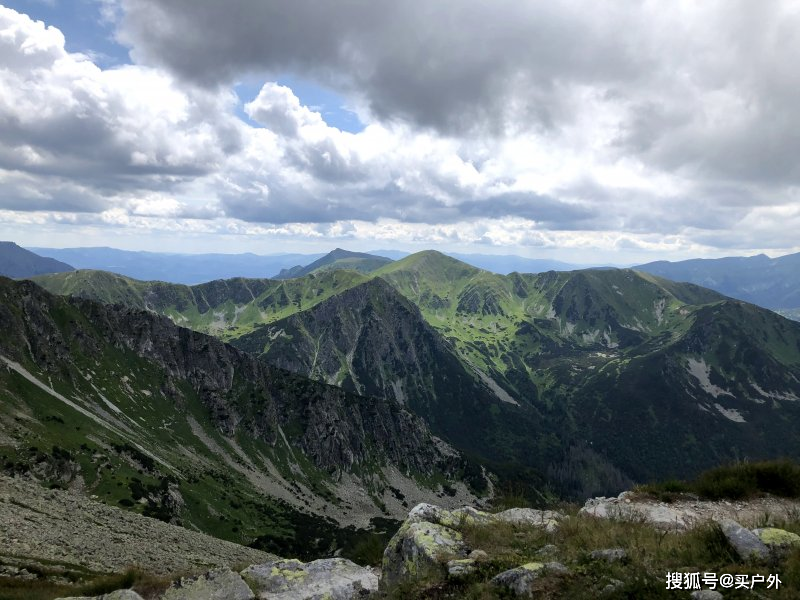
635;251;800;315
28;245;587;283
0;241;74;279
29;250;800;502
0;275;480;559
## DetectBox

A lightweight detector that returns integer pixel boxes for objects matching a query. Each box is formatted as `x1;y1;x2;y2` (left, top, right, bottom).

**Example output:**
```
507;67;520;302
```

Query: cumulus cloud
2;2;800;261
0;5;242;211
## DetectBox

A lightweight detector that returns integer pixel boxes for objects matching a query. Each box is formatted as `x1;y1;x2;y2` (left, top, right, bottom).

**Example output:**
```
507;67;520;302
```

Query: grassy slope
32;269;368;341
28;252;800;491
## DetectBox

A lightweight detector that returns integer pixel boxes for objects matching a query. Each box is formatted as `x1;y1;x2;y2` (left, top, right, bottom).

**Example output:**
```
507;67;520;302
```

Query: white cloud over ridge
1;2;800;261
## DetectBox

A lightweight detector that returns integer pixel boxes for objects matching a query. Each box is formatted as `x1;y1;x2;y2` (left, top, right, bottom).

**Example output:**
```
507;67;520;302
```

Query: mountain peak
275;248;393;279
0;241;75;279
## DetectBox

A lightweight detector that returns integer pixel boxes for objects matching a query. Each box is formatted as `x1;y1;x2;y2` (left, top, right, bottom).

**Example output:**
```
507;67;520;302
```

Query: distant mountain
446;252;582;274
635;252;800;315
35;250;800;500
28;246;325;284
275;248;394;279
31;268;369;341
0;241;74;278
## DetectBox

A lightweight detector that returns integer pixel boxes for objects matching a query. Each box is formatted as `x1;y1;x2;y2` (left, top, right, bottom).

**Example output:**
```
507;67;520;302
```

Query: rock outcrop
581;490;800;531
380;502;566;591
241;557;378;599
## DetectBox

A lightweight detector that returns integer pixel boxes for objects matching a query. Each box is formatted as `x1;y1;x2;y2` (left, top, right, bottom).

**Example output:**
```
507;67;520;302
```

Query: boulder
160;568;254;600
406;503;493;529
751;527;800;558
589;548;628;563
495;508;564;532
241;557;378;600
600;579;624;595
718;519;769;562
536;544;558;557
490;562;568;597
446;558;476;578
381;519;469;589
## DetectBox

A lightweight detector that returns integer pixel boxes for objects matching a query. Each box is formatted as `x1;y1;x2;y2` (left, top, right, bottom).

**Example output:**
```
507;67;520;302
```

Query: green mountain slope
275;248;393;279
27;251;800;498
31;268;368;341
230;278;555;483
0;277;480;559
0;241;74;278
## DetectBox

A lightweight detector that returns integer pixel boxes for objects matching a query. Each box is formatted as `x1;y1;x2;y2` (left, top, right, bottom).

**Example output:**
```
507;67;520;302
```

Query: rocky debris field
0;475;271;576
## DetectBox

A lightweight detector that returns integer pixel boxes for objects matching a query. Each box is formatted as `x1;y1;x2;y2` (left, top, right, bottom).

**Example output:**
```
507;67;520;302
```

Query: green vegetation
0;566;179;600
392;511;800;599
27;250;800;499
639;459;800;502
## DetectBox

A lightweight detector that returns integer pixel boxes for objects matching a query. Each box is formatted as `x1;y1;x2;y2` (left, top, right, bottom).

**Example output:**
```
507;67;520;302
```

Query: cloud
3;3;800;261
0;5;242;212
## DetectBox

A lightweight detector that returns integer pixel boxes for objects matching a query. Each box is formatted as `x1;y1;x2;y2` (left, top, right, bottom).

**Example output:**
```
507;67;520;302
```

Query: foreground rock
381;502;565;591
752;527;800;559
718;519;769;562
241;557;378;599
0;476;271;575
490;562;568;597
161;568;254;600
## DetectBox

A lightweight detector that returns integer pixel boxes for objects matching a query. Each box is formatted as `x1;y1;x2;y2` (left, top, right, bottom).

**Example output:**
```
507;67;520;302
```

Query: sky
1;1;799;263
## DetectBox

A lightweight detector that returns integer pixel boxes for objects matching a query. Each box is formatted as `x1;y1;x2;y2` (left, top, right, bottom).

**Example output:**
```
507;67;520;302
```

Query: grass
387;509;800;599
0;567;176;600
638;459;800;502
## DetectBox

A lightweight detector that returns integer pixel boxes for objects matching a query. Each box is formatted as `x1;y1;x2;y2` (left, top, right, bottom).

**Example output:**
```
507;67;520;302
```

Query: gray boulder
490;562;568;597
381;519;469;589
495;508;564;532
589;548;628;563
690;591;724;600
160;568;254;600
718;519;769;562
446;558;476;578
241;557;378;599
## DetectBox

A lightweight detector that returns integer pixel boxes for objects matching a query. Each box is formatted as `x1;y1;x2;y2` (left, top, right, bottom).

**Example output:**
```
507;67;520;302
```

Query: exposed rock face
233;278;508;458
0;277;464;500
241;557;378;599
718;519;770;562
